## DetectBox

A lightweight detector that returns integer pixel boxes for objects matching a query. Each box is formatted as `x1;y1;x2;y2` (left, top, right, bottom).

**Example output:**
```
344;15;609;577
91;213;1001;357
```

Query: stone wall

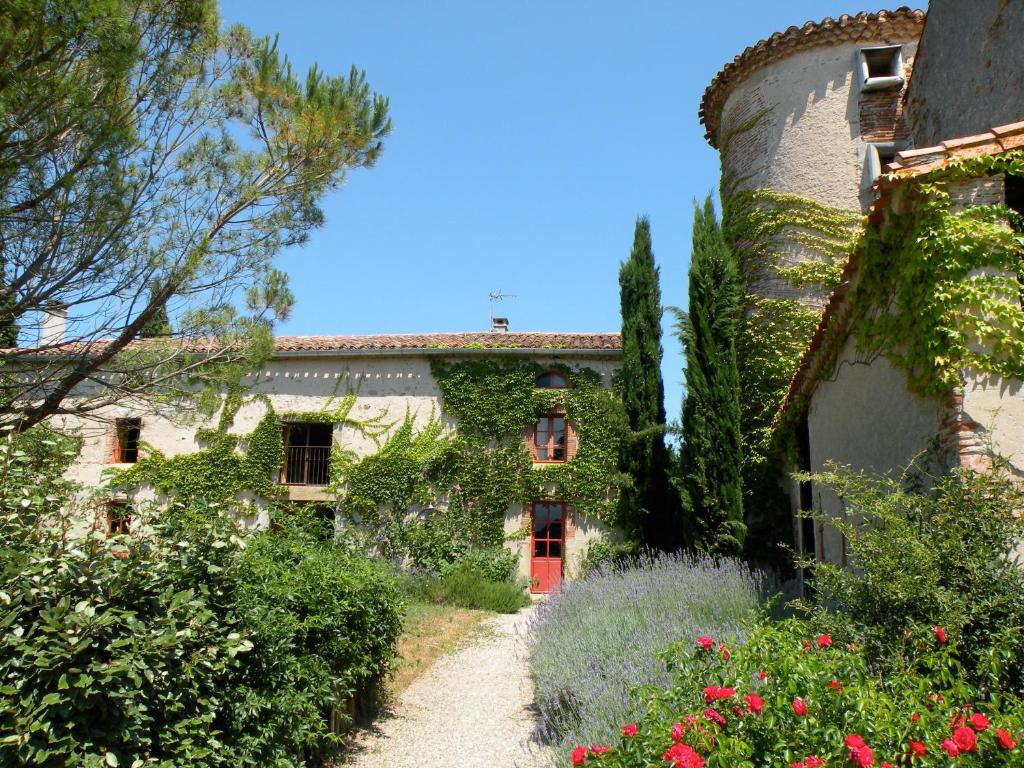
906;0;1024;148
56;350;619;583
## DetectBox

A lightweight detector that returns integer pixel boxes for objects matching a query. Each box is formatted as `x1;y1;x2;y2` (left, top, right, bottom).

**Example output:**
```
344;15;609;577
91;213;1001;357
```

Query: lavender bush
528;552;770;759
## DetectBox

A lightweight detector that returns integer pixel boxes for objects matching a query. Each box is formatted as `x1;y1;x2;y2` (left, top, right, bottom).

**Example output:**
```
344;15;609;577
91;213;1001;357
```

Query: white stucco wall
805;334;945;563
960;370;1024;475
719;38;919;212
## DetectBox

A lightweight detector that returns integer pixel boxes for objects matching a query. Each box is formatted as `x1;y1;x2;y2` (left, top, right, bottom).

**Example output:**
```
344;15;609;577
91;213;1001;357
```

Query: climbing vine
331;358;629;563
851;152;1024;396
108;396;285;506
717;110;862;568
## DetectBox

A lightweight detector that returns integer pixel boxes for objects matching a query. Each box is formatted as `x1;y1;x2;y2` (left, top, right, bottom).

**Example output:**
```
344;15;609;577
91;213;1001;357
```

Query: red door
531;502;564;593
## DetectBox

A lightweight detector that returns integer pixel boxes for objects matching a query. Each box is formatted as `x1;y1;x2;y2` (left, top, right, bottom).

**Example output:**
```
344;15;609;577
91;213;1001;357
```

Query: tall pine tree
618;216;682;550
678;196;745;555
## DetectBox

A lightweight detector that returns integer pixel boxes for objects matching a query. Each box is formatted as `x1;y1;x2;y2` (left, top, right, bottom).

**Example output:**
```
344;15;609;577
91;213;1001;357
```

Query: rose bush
566;619;1023;767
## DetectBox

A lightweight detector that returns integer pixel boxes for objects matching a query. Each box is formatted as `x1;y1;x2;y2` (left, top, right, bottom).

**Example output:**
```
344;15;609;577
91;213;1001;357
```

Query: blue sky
219;0;862;423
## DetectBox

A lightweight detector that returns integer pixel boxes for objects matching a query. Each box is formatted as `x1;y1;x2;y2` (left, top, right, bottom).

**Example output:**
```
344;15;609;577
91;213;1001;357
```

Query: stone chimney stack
40;305;67;346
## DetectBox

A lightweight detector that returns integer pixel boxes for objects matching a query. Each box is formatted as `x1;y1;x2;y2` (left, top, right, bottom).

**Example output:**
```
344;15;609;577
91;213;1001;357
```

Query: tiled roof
6;332;622;358
700;7;925;147
271;332;622;353
777;120;1024;422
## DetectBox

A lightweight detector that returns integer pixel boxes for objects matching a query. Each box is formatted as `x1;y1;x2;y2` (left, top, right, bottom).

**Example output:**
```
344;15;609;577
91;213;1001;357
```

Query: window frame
862;141;909;188
532;413;568;464
110;417;142;464
281;421;334;486
105;500;133;536
535;370;569;389
858;45;904;92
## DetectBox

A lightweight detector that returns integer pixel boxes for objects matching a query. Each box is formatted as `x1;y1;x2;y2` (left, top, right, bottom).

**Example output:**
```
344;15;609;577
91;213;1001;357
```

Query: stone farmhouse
52;332;622;593
700;1;1024;569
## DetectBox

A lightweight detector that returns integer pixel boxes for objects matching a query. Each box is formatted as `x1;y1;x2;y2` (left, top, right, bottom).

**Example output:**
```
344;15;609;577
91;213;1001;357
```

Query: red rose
911;712;920;722
845;735;866;750
849;745;874;768
697;635;713;651
996;728;1017;750
908;739;926;758
791;698;808;716
622;723;637;737
671;722;684;741
934;626;947;644
803;758;824;768
571;746;587;765
817;634;832;648
589;745;609;755
969;713;989;731
702;707;726;726
758;670;768;681
744;692;765;715
663;742;704;768
828;679;843;692
882;763;897;768
952;726;977;752
941;739;959;757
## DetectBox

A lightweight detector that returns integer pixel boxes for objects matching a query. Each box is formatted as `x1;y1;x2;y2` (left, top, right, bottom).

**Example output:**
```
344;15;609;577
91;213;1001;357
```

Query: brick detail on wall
858;90;910;143
947;173;1006;210
938;389;991;473
720;85;768;186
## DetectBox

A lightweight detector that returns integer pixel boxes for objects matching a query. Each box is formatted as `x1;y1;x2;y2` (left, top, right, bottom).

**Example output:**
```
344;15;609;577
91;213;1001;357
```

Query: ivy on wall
108;357;628;567
850;153;1024;396
109;398;285;505
335;358;629;561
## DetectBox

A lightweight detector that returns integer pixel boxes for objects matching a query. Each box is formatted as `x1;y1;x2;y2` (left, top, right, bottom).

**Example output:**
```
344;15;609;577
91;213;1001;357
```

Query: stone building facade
53;332;623;592
702;3;1024;570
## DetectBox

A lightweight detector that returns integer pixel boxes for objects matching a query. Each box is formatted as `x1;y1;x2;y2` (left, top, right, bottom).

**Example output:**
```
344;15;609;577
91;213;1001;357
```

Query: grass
387;602;492;698
401;568;532;613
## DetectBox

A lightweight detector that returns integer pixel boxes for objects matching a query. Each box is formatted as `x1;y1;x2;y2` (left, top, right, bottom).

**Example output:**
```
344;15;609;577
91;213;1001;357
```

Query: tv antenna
488;289;515;331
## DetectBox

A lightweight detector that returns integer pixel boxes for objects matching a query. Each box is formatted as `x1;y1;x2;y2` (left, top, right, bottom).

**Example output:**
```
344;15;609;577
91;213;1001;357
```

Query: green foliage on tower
678;196;745;555
617;217;683;549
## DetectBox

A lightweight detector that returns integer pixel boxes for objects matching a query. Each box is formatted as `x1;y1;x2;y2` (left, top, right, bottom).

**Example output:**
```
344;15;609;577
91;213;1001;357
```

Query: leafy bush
579;537;639;576
0;431;403;766
795;463;1024;690
399;560;530;614
219;506;404;763
529;552;767;759
565;619;1024;767
450;546;520;583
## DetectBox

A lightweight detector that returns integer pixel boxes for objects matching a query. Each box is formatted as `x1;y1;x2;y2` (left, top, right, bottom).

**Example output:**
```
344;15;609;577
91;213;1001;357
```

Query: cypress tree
618;216;682;549
679;196;745;555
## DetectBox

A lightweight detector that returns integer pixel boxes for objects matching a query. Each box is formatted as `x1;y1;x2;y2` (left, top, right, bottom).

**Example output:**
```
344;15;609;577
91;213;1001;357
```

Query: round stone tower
701;8;925;216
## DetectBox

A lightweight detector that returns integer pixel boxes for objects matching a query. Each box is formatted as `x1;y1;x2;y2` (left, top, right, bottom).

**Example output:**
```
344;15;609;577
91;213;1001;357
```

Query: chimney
490;316;509;332
40;305;67;346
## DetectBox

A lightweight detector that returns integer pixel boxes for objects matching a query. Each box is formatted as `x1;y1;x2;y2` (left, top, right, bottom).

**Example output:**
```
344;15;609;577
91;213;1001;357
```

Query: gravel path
345;606;553;768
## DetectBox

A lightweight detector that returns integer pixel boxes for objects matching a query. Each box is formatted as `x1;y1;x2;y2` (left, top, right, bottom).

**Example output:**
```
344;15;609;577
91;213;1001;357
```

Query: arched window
535;371;568;389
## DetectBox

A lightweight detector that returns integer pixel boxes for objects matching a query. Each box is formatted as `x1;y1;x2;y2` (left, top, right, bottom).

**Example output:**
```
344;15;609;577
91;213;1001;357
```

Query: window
535;371;568;389
863;142;906;187
105;500;133;535
533;414;567;462
858;45;904;91
282;422;333;485
110;418;141;464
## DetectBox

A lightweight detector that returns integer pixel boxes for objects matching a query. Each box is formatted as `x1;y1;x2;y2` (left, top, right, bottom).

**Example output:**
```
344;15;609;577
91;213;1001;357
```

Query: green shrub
450;546;520;583
795;462;1024;691
0;430;403;767
399;565;530;614
0;503;252;767
437;567;530;613
218;506;404;763
570;619;1024;767
578;537;640;576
